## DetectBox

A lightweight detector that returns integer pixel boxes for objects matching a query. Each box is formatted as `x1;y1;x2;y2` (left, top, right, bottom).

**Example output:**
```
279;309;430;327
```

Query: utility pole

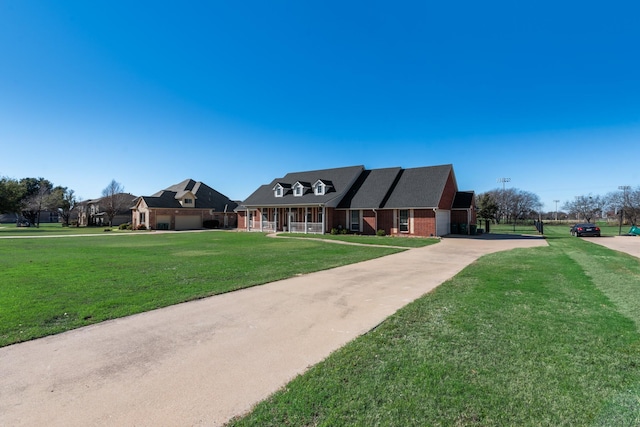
618;185;630;235
553;200;560;221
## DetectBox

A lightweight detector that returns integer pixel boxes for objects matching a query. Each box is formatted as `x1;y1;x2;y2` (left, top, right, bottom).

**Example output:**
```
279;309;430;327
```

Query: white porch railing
249;220;276;232
289;222;323;234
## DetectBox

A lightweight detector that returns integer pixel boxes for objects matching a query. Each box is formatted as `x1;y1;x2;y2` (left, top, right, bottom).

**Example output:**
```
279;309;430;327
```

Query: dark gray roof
142;179;237;211
337;167;402;209
382;164;454;208
452;191;475;209
242;166;365;207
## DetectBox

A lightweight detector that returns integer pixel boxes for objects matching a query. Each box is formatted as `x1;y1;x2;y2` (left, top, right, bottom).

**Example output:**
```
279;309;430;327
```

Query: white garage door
436;210;450;236
175;215;202;230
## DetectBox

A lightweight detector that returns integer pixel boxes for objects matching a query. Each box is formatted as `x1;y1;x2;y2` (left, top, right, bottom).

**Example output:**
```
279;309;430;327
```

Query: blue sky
1;1;639;211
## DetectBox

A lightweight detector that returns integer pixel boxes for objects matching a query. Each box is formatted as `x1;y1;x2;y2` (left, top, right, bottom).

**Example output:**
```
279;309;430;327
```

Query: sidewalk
0;235;547;427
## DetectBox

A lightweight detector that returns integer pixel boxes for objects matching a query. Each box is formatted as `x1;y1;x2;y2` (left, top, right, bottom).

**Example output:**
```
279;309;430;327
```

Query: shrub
330;228;339;235
119;223;131;230
136;224;147;230
203;219;220;229
376;229;386;237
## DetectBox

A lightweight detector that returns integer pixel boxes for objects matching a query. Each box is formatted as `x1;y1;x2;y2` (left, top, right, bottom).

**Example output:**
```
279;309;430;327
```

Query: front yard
229;226;640;426
0;231;404;347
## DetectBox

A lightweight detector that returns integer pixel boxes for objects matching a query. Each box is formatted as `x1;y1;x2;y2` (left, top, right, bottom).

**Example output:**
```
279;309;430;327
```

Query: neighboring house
131;179;238;231
78;193;138;226
237;164;476;237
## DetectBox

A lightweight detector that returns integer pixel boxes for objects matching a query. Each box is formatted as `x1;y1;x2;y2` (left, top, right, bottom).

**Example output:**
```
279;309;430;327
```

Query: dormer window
312;179;332;196
314;182;325;195
293;183;304;197
184;198;193;205
273;183;284;198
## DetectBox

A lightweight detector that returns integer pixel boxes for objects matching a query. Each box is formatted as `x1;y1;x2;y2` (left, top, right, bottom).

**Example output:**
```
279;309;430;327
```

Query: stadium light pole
497;178;510;224
618;185;630;235
553;200;560;221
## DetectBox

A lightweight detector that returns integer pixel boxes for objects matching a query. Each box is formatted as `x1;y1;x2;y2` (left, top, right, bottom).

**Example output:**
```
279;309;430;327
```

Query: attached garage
436;209;450;236
175;215;202;230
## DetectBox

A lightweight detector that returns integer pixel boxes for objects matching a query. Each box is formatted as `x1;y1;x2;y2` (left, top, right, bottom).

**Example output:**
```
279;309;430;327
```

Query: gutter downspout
373;208;377;235
433;208;438;237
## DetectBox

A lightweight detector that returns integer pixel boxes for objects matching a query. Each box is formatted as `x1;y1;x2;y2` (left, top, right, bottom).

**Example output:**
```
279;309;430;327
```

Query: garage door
436;210;450;236
156;215;171;230
175;215;202;230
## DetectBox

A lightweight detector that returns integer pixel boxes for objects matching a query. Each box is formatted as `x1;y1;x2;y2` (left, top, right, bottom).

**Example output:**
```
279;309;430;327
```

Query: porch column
275;208;278;232
322;206;325;234
246;208;250;231
304;207;308;234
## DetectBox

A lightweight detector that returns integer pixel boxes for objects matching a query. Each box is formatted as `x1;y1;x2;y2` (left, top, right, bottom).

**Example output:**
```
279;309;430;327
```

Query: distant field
0;231;403;347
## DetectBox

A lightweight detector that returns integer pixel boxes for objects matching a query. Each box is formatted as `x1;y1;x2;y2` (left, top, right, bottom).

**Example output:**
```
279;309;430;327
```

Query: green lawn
229;225;640;426
0;231;403;347
0;222;139;235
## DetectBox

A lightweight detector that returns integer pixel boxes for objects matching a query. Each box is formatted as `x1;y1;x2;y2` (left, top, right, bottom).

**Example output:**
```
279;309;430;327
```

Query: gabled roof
382;164;454;208
337;167;402;209
141;179;237;211
242;166;365;207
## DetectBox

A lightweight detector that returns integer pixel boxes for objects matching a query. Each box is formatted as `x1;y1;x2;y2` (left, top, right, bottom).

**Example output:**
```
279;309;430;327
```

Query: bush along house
236;164;476;237
131;179;238;231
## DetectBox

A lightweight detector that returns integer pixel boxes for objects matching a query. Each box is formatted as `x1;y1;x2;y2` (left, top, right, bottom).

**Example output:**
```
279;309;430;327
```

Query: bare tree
563;194;606;223
48;187;78;226
487;188;542;224
607;187;640;226
101;180;127;226
20;178;53;227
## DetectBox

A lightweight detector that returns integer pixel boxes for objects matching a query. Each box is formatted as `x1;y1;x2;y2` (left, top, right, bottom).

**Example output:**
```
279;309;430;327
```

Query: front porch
246;206;328;234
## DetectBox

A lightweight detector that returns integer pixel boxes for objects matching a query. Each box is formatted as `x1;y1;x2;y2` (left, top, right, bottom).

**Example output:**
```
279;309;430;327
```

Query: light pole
618;185;630;235
553;199;560;221
497;178;511;224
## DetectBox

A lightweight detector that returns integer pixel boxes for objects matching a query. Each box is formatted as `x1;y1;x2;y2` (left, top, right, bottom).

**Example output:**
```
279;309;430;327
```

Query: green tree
476;192;499;224
0;177;24;216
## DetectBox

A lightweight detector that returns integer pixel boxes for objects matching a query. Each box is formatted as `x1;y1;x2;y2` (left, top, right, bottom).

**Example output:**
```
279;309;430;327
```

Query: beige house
78;193;137;227
131;179;238;231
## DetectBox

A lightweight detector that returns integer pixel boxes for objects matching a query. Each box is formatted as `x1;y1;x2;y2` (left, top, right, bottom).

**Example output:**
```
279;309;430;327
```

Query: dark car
570;223;601;237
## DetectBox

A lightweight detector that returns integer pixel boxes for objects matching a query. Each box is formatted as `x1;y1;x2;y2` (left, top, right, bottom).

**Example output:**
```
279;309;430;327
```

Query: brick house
237;164;476;237
131;179;238;231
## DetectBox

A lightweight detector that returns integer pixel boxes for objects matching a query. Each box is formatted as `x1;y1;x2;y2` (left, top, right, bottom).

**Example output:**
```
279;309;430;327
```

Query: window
184;198;193;204
350;210;360;232
294;184;303;197
140;212;146;224
314;183;325;195
399;210;409;233
275;187;283;197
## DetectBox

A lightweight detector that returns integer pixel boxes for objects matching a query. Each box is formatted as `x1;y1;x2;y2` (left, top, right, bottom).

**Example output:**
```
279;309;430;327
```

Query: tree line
476;186;640;226
0;177;129;227
561;188;640;225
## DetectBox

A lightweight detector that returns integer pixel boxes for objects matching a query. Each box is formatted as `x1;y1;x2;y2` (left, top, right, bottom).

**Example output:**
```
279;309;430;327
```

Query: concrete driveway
582;235;640;258
0;235;547;427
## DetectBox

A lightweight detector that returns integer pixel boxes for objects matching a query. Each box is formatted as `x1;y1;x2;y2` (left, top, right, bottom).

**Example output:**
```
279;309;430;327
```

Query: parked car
570;223;601;237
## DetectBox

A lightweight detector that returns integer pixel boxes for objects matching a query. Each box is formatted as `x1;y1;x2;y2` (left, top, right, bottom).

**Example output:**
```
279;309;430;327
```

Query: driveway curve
0;235;547;427
582;235;640;259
